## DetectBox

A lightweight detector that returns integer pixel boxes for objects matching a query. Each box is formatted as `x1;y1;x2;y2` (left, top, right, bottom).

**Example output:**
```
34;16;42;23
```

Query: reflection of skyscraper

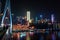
27;11;30;21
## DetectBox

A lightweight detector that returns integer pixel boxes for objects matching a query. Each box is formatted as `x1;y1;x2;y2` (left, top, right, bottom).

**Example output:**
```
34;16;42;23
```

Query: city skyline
1;0;60;21
0;0;60;40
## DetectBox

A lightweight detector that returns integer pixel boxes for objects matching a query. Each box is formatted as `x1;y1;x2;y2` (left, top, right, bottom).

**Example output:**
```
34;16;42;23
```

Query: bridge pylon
1;0;12;34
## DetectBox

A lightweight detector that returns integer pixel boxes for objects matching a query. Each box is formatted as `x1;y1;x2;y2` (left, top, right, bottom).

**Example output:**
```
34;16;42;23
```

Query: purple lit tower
51;14;54;24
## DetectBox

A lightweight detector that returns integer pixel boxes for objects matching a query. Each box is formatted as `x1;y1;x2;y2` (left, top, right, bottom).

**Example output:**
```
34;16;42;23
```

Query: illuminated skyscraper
27;11;30;21
51;14;54;24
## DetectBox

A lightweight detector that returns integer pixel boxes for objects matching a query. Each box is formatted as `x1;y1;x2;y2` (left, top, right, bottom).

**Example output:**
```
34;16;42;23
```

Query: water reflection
12;31;60;40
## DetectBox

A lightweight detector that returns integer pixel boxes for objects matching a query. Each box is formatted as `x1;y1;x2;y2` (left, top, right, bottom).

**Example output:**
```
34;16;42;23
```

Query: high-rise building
51;14;54;24
27;11;30;21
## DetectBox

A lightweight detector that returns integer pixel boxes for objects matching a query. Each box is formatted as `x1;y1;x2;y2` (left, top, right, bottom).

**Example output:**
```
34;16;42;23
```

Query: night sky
1;0;60;21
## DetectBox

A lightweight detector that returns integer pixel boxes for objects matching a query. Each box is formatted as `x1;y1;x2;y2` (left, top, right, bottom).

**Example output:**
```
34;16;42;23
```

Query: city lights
1;23;4;27
29;19;32;23
40;15;43;19
20;32;26;37
0;0;60;40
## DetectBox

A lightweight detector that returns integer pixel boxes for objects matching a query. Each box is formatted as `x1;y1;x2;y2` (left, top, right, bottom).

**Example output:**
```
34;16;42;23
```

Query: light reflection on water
12;31;60;40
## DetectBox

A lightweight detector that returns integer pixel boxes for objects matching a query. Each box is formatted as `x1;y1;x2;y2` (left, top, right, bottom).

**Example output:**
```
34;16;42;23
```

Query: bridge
0;0;12;40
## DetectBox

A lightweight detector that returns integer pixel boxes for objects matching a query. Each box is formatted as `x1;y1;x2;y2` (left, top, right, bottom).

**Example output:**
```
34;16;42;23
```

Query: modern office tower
27;11;30;21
